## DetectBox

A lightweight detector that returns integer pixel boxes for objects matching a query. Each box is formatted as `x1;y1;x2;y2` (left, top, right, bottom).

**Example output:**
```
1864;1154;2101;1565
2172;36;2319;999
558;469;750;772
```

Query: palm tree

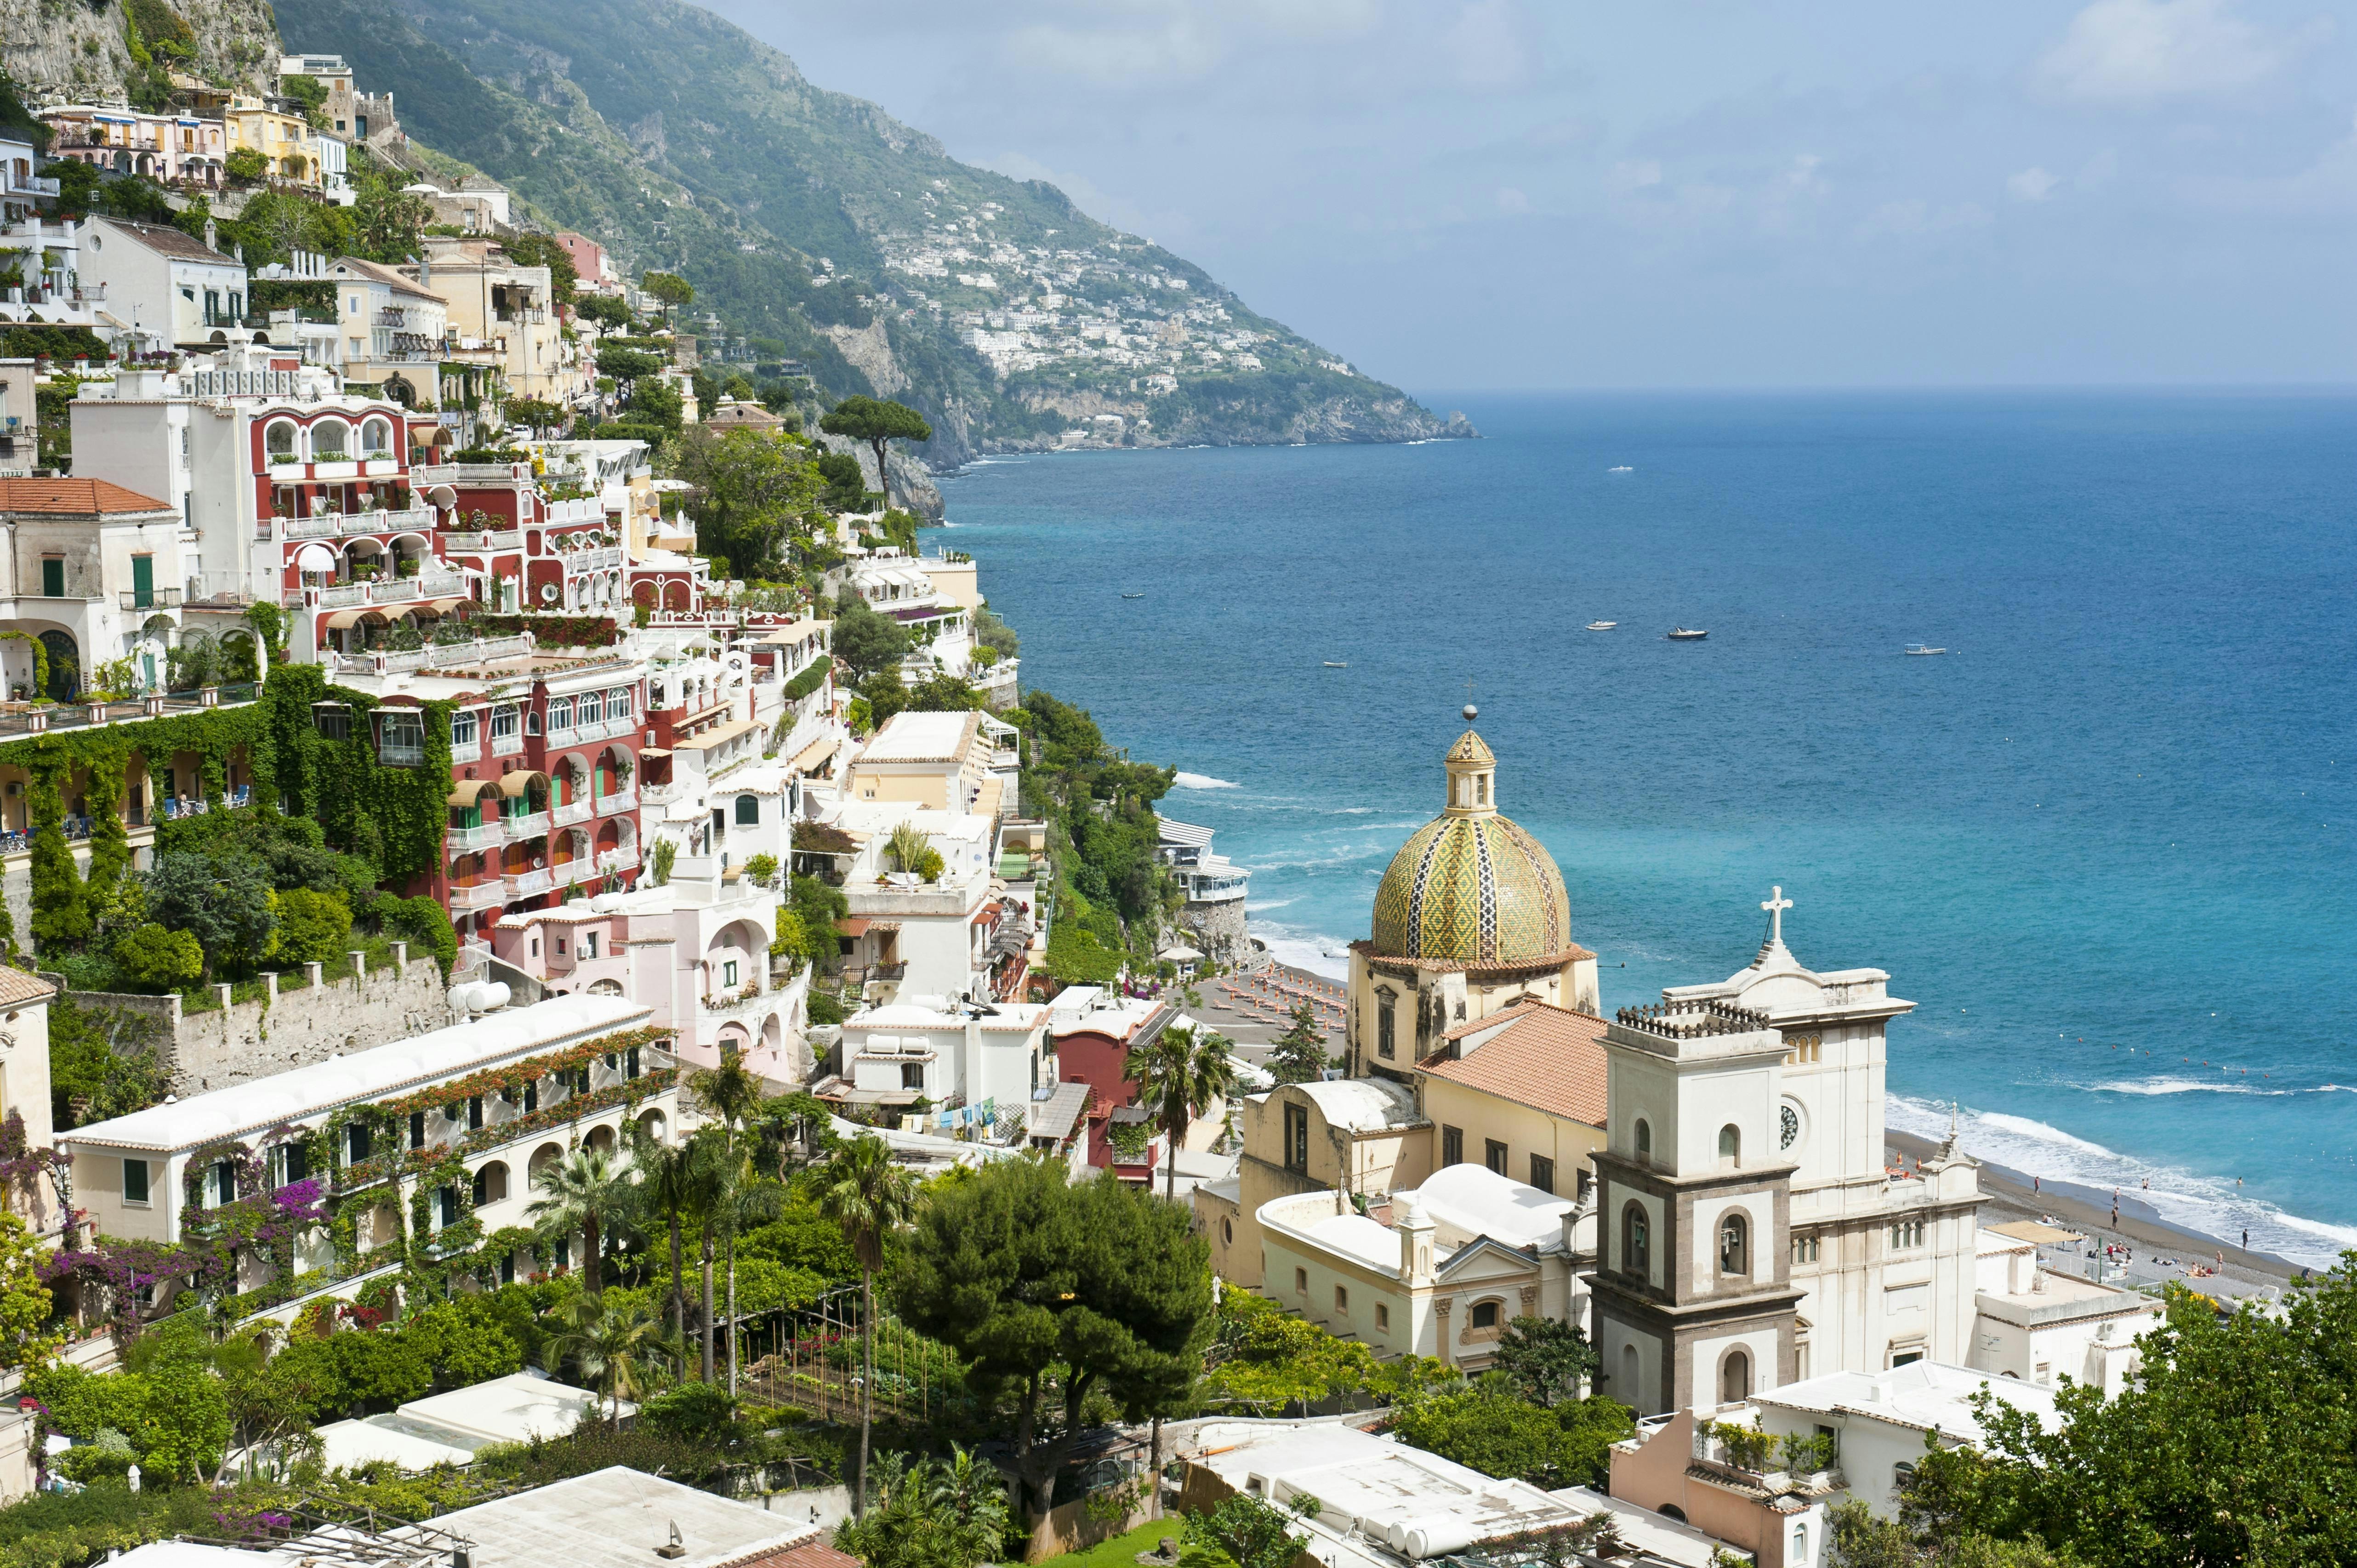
628;1121;699;1360
718;1163;784;1396
816;1133;919;1519
690;1043;766;1131
525;1145;638;1295
684;1127;731;1382
1126;1023;1239;1202
547;1292;678;1429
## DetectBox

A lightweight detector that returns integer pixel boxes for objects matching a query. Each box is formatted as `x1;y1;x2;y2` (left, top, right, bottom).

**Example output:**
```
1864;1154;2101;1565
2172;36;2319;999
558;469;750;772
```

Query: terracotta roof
0;478;174;516
333;255;446;303
727;1539;861;1568
1418;998;1608;1127
97;217;235;264
0;966;54;1009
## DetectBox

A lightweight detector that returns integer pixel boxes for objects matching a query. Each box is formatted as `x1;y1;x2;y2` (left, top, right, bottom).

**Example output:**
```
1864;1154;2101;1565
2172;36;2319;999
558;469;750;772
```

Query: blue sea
937;392;2357;1266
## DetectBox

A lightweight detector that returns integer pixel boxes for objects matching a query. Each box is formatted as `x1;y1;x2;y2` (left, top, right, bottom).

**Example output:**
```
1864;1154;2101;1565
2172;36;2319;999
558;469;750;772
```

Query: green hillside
271;0;1471;463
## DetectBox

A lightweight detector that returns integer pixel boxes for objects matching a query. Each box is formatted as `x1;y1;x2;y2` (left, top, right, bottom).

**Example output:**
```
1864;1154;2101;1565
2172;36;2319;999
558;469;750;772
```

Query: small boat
1586;620;1617;631
1322;661;1348;669
1609;465;1634;473
1667;627;1709;641
1904;644;1948;656
1120;591;1145;599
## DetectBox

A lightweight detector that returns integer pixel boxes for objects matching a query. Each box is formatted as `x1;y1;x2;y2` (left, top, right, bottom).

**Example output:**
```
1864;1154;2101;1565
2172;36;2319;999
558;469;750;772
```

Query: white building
329;256;450;399
834;994;1051;1116
0;477;190;700
78;218;248;349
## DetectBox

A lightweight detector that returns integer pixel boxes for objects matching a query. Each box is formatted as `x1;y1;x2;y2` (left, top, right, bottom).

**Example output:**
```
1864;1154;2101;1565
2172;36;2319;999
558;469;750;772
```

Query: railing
413;463;530;485
450;738;482;763
490;732;524;757
596;788;637;816
118;588;183;609
446;822;501;852
449;881;506;911
553;799;593;828
504;868;553;898
639;779;680;806
568;546;623;572
439;529;524;551
281;572;468;612
504;810;550;841
597;847;641;875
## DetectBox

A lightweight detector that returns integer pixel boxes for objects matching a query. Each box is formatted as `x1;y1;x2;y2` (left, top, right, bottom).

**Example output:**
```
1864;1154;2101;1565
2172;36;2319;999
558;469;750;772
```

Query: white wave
1173;772;1240;790
1251;921;1351;980
1244;898;1294;912
2081;1077;2302;1098
1888;1093;2357;1268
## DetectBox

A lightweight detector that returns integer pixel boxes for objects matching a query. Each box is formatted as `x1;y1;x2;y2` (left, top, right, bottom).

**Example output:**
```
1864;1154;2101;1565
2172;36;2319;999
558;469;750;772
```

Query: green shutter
40;559;62;597
131;555;154;608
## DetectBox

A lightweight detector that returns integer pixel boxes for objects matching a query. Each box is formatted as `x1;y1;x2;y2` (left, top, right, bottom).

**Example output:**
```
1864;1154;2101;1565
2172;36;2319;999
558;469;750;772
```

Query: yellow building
1416;998;1610;1201
1346;707;1600;1079
224;96;329;188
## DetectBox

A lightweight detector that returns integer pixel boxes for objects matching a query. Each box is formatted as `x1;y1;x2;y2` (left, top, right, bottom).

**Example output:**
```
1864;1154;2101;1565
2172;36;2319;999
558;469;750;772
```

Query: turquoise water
939;392;2357;1265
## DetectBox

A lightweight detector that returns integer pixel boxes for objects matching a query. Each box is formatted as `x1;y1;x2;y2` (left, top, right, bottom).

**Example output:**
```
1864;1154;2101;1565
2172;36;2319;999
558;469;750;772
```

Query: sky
701;0;2357;390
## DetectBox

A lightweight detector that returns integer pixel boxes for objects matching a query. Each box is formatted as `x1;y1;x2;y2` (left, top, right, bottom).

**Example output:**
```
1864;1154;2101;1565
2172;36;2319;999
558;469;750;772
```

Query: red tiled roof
729;1537;861;1568
1418;998;1608;1127
0;478;174;516
0;966;54;1009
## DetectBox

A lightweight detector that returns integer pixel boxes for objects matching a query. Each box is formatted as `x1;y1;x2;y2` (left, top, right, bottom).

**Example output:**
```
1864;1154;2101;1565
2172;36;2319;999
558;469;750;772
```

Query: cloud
1442;0;1541;91
1495;185;1531;214
2008;166;2061;200
2034;0;2289;105
1609;159;1664;192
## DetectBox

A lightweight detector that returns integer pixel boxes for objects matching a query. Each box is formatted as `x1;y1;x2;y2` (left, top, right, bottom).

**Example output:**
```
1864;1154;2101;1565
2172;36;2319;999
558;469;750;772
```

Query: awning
835;917;872;937
293;542;338;572
868;920;902;934
447;779;497;807
321;607;389;630
497;769;546;797
637;747;671;759
789;733;840;772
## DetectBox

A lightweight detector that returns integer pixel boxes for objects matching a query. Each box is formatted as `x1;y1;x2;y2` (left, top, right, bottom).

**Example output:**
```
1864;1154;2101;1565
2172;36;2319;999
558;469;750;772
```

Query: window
735;794;759;825
1375;1303;1389;1330
1376;992;1395;1059
468;1096;484;1130
40;558;62;598
900;1062;925;1091
1720;1349;1751;1404
211;1160;235;1205
1484;1138;1508;1176
1284;1103;1311;1174
1782;1103;1801;1150
377;709;425;766
451;711;478;747
1893;1461;1918;1491
410;1110;427;1149
1623;1202;1650;1278
1529;1154;1555;1195
626;1045;639;1077
312;422;347;459
130;554;154;609
348;1123;373;1163
1294;1267;1308;1296
526;710;541;736
723;959;739;988
1470;1301;1499;1330
436;1185;458;1227
1334;1285;1349;1313
1634;1119;1651;1161
547;696;573;732
1719;1212;1749;1277
490;706;519;740
123;1158;150;1205
556;936;568;956
1793;1233;1821;1264
265;420;297;460
361;417;391;456
1890;1348;1924;1368
577;691;603;727
583;932;598;959
610;687;632;718
267;1141;309;1188
1442;1125;1464;1166
1719;1124;1742;1167
314;704;351;741
1793;1524;1810;1565
1889;1218;1926;1250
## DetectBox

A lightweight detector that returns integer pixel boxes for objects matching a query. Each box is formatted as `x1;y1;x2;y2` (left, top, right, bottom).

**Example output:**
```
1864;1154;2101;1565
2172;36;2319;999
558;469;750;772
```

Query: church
1200;710;2158;1534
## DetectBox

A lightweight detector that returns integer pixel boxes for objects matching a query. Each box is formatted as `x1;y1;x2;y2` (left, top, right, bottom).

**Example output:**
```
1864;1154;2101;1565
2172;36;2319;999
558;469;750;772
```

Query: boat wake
1173;772;1241;790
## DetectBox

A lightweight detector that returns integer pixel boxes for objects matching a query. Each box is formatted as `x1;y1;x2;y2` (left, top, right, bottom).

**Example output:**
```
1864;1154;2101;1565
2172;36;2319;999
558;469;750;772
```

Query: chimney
1396;1194;1434;1286
204;217;217;254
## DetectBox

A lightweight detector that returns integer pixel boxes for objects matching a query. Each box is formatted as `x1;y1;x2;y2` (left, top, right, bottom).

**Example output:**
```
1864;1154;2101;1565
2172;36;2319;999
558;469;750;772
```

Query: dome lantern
1443;703;1497;818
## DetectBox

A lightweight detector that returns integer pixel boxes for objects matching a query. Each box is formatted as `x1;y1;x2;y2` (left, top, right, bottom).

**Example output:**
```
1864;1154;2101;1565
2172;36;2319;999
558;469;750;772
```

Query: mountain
271;0;1474;466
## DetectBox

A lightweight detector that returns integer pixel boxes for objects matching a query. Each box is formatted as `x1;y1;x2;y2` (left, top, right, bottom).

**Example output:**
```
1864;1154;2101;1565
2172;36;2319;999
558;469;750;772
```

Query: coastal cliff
0;0;280;102
268;0;1475;463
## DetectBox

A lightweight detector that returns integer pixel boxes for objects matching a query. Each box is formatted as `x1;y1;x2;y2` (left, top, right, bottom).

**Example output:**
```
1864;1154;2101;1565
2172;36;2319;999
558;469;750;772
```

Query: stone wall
1178;896;1254;971
51;949;450;1096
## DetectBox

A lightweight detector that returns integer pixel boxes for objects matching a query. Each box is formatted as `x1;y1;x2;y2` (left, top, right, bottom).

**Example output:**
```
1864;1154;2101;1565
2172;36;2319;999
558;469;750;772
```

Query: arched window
311;421;348;459
1792;1523;1810;1564
1721;1347;1751;1404
1622;1201;1650;1278
735;794;759;825
361;417;392;457
1470;1301;1499;1330
1894;1461;1918;1492
1634;1119;1652;1161
1719;1211;1749;1277
1620;1344;1641;1405
264;420;298;460
1719;1123;1742;1167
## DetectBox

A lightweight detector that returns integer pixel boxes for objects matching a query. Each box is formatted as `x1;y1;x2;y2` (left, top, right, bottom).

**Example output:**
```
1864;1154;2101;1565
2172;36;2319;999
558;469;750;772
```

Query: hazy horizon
707;0;2356;394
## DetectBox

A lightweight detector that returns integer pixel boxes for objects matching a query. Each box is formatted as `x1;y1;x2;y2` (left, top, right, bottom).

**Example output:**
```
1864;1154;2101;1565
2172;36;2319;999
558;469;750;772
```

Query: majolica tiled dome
1370;716;1574;966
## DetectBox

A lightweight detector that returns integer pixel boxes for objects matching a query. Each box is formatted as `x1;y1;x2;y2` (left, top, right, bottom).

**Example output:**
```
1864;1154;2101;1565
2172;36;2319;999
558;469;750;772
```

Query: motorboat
1585;620;1617;631
1667;627;1709;640
1120;592;1145;599
1609;465;1634;473
1904;644;1948;656
1322;661;1348;668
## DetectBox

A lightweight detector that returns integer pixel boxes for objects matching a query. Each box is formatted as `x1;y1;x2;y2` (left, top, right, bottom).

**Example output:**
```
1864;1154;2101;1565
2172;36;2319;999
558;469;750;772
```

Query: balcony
450;737;482;764
596;788;637;816
597;847;641;875
490;732;524;757
639;779;680;806
553;799;592;829
567;546;623;573
446;822;501;852
118;588;183;610
449;881;506;912
440;529;524;551
504;868;554;899
504;810;550;841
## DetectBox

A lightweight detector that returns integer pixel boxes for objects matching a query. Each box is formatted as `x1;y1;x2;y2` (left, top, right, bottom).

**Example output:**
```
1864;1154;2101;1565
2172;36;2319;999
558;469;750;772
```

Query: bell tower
1584;996;1803;1417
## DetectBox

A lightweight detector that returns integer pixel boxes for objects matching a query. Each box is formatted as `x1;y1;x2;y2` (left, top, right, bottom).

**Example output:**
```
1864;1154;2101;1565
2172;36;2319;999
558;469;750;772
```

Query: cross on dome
1761;886;1793;945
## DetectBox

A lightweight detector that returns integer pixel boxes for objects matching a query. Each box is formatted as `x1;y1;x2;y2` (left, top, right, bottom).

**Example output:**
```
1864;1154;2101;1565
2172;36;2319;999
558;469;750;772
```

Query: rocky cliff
0;0;281;102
